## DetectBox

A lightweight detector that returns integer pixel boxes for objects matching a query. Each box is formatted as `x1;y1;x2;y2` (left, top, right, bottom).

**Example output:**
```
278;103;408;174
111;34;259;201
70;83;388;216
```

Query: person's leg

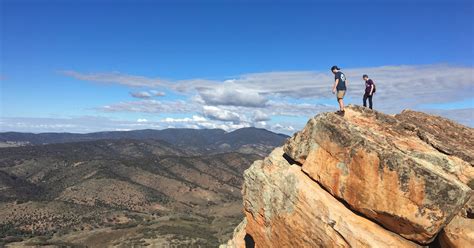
368;95;373;109
363;93;368;107
341;91;345;111
338;98;345;111
336;91;345;112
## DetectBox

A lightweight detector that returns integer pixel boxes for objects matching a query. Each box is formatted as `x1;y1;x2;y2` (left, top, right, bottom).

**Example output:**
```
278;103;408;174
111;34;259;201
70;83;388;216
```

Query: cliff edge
223;105;473;248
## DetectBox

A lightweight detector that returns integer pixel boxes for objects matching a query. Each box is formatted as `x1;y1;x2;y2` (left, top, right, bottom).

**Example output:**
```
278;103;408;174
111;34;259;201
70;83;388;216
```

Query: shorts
337;90;346;99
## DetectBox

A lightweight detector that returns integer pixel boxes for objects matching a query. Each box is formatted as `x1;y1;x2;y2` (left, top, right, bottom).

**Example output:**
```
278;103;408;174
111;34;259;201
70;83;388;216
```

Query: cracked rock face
241;147;420;247
283;106;472;244
395;109;474;167
224;105;473;248
439;197;474;248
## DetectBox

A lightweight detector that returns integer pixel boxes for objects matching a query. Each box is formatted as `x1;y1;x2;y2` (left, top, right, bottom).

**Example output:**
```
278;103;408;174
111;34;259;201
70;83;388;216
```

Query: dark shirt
335;71;347;91
365;79;374;94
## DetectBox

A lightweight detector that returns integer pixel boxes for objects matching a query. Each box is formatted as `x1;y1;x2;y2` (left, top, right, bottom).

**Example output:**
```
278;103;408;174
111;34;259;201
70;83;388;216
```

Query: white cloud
271;123;295;133
0;116;161;133
64;64;473;111
130;91;152;99
99;100;197;113
150;90;166;97
252;110;270;122
266;101;335;116
0;115;248;134
197;65;473;112
158;115;250;131
137;118;148;123
130;90;166;99
197;84;268;107
62;70;165;87
341;65;474;111
202;106;243;123
161;115;207;123
53;64;474;134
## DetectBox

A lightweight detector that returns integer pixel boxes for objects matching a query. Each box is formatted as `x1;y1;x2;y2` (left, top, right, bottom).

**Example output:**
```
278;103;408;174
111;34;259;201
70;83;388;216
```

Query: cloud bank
5;64;471;134
63;64;473;109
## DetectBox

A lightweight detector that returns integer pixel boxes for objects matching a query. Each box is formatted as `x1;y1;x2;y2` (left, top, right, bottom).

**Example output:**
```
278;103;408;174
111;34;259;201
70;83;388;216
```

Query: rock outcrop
223;105;473;248
439;197;474;247
220;219;248;248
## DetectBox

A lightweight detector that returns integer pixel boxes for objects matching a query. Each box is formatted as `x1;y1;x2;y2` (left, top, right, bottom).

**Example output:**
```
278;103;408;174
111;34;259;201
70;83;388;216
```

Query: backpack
373;82;376;93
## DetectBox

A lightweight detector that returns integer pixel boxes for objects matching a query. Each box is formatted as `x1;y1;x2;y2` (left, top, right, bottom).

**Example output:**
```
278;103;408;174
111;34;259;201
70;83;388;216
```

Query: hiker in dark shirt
362;74;374;109
331;65;347;114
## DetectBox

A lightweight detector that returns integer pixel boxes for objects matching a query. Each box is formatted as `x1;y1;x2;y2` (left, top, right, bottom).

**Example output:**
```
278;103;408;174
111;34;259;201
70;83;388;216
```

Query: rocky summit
223;105;473;248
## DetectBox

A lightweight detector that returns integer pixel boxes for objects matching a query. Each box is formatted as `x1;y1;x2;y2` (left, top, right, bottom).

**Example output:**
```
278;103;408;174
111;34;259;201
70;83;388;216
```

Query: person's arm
332;79;339;94
369;84;374;95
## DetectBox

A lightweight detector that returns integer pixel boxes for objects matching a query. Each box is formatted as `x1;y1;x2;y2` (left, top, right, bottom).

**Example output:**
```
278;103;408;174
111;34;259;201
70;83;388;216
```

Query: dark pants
363;93;373;109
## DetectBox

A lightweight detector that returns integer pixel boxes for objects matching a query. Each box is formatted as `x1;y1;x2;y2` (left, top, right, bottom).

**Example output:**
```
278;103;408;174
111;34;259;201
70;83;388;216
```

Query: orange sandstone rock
283;106;473;244
242;147;421;248
439;197;474;248
223;106;473;248
439;214;474;248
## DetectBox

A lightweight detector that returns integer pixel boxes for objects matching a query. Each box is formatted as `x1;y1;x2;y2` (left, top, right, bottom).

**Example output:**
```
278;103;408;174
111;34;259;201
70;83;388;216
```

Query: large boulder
439;197;474;248
395;109;474;167
439;214;474;248
283;106;473;243
241;147;421;247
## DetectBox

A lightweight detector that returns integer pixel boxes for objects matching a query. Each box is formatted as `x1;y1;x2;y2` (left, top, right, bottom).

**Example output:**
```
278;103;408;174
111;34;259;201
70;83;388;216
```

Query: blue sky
1;0;473;134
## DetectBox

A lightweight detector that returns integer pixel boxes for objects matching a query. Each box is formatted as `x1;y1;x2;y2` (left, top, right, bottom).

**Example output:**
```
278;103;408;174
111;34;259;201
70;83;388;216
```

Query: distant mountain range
0;127;288;153
0;127;289;246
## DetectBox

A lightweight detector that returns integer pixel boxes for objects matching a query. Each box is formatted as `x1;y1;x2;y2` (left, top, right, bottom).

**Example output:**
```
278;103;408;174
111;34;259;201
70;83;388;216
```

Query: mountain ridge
0;127;288;246
0;127;288;147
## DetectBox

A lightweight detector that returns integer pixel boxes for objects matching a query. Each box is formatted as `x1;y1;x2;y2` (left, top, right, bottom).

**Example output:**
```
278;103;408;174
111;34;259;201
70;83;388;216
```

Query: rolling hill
0;128;288;247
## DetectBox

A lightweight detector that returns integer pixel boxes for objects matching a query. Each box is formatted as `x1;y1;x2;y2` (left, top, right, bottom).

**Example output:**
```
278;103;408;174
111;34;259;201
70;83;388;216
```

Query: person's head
362;74;369;81
331;65;340;74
